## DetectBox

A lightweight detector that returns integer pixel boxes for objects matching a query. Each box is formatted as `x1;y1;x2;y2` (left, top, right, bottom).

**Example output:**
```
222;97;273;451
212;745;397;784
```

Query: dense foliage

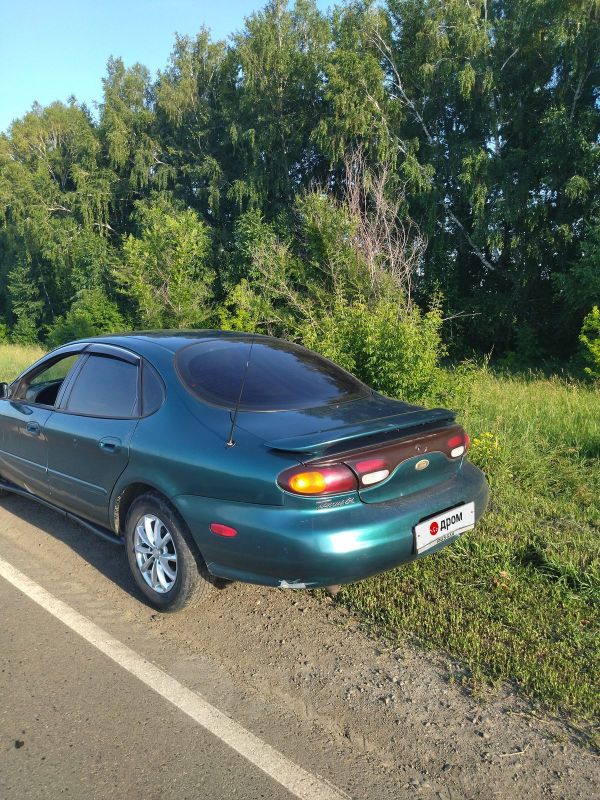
0;0;598;373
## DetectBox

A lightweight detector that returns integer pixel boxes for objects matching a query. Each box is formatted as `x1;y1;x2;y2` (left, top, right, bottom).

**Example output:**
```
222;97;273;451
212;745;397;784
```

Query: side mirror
0;382;9;400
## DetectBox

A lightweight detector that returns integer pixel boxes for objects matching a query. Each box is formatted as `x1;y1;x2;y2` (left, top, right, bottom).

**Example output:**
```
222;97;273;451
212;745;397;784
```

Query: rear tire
124;493;213;612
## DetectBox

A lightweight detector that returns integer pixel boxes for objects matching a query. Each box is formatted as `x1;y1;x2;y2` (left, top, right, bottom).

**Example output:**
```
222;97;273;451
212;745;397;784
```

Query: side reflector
210;522;238;537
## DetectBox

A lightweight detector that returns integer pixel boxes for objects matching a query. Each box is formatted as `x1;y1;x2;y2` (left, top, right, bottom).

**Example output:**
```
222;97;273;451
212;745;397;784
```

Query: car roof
77;330;259;354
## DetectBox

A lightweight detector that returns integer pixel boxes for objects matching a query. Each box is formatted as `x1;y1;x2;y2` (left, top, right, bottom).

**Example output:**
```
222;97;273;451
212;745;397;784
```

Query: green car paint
0;331;489;589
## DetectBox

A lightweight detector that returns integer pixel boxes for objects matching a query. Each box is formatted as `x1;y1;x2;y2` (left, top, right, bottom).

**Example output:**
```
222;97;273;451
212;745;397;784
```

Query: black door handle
26;422;40;436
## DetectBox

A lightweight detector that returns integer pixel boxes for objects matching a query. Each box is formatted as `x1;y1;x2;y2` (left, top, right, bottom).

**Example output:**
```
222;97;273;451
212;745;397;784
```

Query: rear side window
175;337;368;411
142;362;164;415
65;355;139;418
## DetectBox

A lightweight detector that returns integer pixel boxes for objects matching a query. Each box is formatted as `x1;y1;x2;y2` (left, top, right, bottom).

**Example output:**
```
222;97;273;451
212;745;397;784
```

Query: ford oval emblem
415;458;430;471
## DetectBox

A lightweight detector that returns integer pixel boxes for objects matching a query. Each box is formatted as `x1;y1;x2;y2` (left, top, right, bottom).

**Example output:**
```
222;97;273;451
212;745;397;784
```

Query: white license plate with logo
415;502;475;554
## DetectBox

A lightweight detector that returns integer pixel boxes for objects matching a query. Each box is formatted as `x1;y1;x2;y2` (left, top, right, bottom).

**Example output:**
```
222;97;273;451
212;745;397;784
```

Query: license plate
414;502;475;554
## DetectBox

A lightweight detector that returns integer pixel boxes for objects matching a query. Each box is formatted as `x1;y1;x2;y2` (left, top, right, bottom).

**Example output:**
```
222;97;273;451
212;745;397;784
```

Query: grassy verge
338;370;599;727
0;343;45;382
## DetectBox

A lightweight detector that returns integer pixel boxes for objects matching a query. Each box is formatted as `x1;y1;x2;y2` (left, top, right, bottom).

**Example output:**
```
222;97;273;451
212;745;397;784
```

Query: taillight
448;430;469;458
278;464;358;495
353;457;391;486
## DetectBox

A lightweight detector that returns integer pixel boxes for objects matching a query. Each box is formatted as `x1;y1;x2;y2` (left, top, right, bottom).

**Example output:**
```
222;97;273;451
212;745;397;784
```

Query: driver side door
0;350;83;500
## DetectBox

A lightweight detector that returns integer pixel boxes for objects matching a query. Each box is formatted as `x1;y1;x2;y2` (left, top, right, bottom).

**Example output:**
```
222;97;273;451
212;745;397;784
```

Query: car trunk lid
236;396;465;503
236;393;454;454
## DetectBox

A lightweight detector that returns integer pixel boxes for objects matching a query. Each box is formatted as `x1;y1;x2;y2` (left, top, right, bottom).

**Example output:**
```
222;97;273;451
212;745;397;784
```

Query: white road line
0;556;349;800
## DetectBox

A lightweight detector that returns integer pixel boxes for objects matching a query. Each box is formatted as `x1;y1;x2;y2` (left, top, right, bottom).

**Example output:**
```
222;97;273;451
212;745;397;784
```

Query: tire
124;493;213;612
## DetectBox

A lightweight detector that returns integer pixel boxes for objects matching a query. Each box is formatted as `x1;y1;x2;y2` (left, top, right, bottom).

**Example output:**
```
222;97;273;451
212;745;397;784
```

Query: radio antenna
226;334;256;447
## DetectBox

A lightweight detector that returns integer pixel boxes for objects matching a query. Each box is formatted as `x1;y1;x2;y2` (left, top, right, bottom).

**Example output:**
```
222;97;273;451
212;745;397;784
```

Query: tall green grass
0;344;45;382
339;371;599;725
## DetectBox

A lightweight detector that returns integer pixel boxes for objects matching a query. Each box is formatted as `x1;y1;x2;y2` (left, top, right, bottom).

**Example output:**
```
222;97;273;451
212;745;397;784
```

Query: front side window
65;355;139;418
15;354;81;407
176;337;368;411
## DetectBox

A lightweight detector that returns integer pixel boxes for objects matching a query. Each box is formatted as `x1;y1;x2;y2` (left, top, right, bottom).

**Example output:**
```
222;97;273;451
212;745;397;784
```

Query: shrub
218;279;271;333
46;288;125;348
221;157;445;405
579;306;600;381
304;293;446;404
10;317;40;345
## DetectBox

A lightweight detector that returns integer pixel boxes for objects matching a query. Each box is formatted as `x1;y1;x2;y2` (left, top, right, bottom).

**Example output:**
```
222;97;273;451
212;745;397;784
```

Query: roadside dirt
0;494;598;800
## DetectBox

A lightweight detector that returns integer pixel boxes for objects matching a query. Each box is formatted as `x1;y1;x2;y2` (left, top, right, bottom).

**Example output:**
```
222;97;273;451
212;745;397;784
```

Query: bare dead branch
340;147;426;305
500;48;520;72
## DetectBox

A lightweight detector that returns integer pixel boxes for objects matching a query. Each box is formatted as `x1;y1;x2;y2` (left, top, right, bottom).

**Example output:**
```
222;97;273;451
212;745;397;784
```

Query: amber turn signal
278;464;358;495
289;471;328;494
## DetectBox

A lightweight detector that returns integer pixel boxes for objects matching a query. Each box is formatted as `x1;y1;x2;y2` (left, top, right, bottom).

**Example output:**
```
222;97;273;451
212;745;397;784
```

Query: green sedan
0;331;489;611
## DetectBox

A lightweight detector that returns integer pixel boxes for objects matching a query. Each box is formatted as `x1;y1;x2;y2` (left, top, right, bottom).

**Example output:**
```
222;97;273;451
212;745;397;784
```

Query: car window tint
66;355;139;417
16;354;81;407
142;362;164;415
176;338;368;411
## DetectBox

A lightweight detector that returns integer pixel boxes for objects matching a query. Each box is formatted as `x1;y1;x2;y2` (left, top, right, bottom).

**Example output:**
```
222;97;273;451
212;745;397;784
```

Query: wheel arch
112;481;169;536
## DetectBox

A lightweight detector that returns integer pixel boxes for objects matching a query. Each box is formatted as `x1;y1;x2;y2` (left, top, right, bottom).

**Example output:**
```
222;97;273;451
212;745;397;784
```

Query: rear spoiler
265;407;456;456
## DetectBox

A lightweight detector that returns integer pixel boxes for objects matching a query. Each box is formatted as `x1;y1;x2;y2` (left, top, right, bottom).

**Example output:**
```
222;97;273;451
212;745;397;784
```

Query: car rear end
170;334;489;588
175;405;489;589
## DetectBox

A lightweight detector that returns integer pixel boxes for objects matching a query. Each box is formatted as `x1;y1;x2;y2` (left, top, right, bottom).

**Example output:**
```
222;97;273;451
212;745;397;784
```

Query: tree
155;31;230;219
228;0;330;213
99;58;167;231
0;102;118;336
115;197;214;328
381;0;600;357
0;0;597;366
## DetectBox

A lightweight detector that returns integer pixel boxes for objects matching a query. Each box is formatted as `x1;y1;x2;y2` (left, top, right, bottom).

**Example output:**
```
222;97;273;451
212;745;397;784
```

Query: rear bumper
173;461;489;589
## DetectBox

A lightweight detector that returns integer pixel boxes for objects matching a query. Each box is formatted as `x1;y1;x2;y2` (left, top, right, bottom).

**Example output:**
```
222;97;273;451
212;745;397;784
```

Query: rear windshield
175;337;368;411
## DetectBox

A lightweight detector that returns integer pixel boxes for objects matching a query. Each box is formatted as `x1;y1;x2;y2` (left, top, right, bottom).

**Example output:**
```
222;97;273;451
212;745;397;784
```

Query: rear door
45;349;140;525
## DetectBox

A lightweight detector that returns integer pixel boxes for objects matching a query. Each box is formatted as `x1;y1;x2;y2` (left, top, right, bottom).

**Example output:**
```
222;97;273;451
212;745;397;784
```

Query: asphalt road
0;493;598;800
0;579;301;800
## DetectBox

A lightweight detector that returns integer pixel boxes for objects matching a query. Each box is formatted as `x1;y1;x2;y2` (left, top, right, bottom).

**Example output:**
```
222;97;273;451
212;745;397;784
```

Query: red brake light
354;458;387;473
278;464;358;495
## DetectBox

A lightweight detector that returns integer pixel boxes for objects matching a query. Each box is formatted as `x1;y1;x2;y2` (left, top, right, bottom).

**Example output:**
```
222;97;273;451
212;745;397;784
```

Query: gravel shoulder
0;494;598;799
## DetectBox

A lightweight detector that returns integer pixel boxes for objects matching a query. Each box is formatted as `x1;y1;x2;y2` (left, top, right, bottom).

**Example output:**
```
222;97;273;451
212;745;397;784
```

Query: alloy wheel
133;514;178;594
